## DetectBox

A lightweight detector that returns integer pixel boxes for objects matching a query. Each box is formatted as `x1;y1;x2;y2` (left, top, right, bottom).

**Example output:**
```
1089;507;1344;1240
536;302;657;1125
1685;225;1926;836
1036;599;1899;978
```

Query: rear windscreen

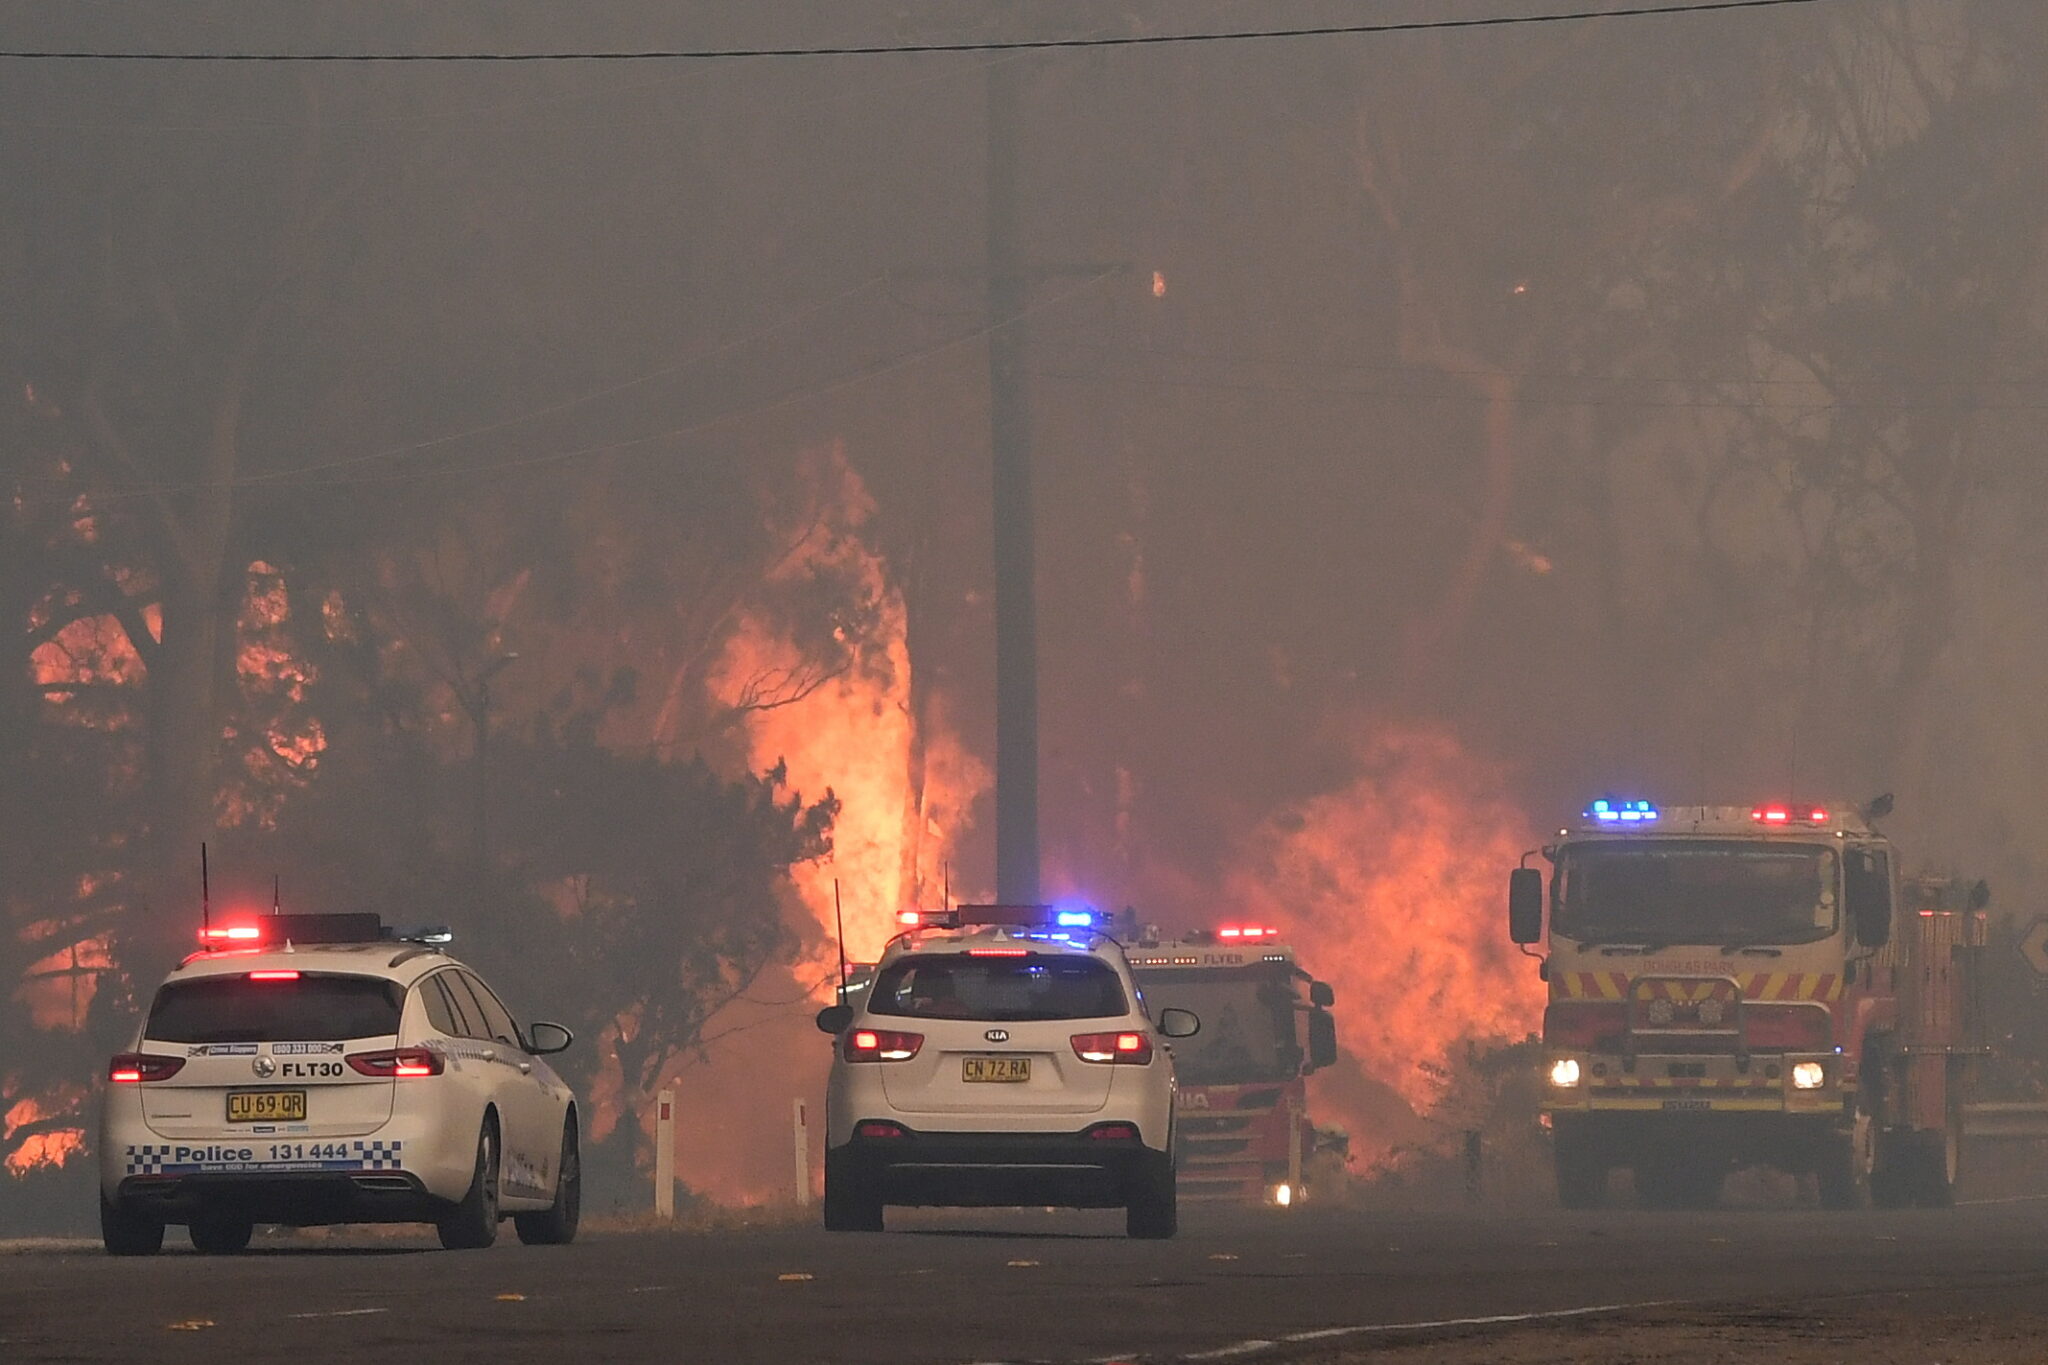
868;954;1128;1022
144;975;405;1043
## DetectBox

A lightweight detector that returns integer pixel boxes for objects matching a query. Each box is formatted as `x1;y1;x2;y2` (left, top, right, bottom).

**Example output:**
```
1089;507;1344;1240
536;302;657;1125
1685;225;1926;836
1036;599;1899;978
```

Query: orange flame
712;445;989;965
1223;725;1542;1119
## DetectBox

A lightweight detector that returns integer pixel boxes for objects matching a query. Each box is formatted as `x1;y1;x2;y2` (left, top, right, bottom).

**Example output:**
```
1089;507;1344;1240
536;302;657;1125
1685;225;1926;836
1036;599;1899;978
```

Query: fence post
1463;1128;1482;1204
793;1098;811;1208
654;1088;675;1221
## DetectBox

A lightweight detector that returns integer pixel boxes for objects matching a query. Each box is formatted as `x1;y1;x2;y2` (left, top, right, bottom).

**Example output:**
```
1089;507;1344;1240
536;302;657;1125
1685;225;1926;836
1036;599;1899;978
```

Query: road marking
166;1320;216;1332
1208;1254;1240;1262
288;1308;389;1320
778;1273;814;1282
1959;1194;2048;1206
1162;1300;1681;1362
494;1293;527;1302
626;1286;670;1294
1006;1259;1040;1268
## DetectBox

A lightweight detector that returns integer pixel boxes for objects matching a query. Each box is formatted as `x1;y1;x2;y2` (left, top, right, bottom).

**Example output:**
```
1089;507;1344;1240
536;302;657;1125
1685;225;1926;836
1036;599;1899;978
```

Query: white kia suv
816;905;1199;1238
99;913;579;1255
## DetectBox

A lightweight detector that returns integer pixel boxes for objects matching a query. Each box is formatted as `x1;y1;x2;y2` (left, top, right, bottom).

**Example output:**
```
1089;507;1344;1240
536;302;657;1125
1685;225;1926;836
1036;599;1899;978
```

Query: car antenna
833;878;850;1007
272;873;281;916
943;861;951;911
200;842;211;938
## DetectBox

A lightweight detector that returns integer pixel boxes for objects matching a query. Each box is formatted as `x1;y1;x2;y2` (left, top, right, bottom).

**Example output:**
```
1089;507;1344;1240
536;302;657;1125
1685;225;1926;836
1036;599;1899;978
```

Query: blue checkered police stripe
127;1144;174;1175
354;1140;404;1170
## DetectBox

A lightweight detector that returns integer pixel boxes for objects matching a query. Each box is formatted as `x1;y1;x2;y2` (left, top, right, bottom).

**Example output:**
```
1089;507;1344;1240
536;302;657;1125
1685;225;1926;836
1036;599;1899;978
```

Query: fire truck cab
1127;926;1339;1207
1511;798;1984;1210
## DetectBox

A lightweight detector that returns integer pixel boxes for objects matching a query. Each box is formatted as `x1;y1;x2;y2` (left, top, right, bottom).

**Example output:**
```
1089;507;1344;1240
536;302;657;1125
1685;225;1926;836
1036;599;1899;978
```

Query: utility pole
986;51;1039;906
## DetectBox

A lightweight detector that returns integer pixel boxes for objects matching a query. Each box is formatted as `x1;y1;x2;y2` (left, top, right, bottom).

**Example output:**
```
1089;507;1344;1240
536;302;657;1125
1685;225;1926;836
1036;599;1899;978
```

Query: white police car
816;905;1198;1238
99;913;579;1255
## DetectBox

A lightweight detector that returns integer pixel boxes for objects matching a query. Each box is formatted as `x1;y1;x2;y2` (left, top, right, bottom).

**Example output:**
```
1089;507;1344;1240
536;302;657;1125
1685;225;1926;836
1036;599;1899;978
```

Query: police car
99;912;579;1255
815;905;1199;1238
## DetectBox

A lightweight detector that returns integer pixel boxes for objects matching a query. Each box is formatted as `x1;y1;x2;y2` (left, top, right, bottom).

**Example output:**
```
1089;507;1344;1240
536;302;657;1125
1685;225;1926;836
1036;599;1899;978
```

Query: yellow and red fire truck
1126;926;1339;1206
1509;798;1986;1209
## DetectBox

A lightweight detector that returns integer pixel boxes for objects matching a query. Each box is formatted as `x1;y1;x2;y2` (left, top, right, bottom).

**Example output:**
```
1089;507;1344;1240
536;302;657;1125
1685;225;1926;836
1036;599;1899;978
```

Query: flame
4;1090;89;1175
712;445;989;964
1223;725;1542;1117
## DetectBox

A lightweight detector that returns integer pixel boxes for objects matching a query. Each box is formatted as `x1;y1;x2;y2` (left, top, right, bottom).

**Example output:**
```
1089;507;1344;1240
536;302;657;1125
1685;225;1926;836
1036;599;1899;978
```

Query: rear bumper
831;1124;1164;1208
111;1170;444;1226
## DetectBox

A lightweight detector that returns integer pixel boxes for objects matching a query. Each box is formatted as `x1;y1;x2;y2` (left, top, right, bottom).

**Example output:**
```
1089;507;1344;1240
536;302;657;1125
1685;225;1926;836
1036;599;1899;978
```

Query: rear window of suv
868;954;1128;1022
144;975;405;1043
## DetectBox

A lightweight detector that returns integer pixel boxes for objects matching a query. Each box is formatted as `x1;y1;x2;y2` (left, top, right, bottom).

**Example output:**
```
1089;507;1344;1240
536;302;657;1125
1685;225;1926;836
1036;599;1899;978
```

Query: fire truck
1126;926;1339;1206
1509;798;1987;1209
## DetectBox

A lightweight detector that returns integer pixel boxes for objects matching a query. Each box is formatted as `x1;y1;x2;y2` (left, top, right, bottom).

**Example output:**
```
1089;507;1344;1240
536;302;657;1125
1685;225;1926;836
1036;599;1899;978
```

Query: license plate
962;1057;1030;1083
1660;1098;1711;1112
227;1090;307;1123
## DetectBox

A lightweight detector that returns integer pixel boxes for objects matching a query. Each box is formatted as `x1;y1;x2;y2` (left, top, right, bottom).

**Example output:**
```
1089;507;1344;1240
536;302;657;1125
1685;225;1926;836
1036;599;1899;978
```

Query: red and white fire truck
1509;798;1986;1209
1126;927;1339;1206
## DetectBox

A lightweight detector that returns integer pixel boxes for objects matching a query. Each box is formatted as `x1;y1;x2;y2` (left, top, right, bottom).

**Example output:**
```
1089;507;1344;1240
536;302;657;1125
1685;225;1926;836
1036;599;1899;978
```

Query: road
8;1201;2048;1363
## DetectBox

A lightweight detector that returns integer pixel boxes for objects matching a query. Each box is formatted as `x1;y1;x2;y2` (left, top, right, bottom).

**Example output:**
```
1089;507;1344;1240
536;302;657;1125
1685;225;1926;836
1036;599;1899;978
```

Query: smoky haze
5;0;2047;1214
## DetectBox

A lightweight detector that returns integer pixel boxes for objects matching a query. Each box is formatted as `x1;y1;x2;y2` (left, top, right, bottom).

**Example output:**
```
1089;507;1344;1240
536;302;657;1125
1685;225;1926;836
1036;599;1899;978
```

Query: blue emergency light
1586;798;1658;824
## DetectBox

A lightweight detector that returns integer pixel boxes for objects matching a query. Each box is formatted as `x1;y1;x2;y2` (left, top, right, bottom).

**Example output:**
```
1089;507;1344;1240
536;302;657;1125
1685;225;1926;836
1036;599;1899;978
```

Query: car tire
189;1217;255;1255
515;1120;581;1246
1125;1152;1178;1240
100;1195;164;1257
821;1151;883;1232
437;1116;501;1251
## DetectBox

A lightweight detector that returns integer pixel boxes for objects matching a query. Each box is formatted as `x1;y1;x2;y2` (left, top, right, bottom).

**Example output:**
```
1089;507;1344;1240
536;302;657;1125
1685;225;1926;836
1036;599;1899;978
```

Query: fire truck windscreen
1554;840;1840;946
1134;965;1301;1085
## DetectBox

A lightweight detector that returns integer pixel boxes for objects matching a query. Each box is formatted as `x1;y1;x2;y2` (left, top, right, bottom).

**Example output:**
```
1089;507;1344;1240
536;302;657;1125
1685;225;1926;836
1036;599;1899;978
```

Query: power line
0;1;1859;64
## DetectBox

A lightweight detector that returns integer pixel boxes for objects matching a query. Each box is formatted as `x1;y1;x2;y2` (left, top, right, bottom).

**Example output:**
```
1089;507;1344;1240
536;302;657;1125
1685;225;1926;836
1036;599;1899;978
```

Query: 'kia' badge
984;1029;1010;1043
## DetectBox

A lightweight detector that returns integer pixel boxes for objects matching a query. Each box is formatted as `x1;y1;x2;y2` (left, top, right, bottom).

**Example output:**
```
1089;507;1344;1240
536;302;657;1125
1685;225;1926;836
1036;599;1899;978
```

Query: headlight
1549;1058;1582;1088
1790;1061;1826;1091
1269;1183;1295;1208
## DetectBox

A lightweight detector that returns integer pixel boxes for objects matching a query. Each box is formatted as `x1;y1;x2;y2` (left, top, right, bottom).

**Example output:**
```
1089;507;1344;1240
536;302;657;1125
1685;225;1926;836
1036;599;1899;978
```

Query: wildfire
712;445;989;964
3;1091;88;1176
1224;725;1543;1115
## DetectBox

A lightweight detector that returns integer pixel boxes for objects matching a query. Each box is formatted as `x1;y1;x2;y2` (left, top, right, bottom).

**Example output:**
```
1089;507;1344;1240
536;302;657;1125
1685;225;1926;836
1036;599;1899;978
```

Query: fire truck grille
1184;1137;1253;1157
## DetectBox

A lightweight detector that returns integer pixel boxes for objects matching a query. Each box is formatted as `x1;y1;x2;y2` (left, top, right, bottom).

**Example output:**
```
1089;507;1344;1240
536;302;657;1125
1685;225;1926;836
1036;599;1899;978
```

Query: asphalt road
9;1200;2048;1364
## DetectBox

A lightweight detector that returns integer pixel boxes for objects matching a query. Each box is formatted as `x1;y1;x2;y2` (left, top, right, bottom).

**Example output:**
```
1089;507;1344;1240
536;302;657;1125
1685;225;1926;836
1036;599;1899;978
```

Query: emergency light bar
196;913;451;948
893;904;1111;932
1585;799;1659;824
1752;804;1828;825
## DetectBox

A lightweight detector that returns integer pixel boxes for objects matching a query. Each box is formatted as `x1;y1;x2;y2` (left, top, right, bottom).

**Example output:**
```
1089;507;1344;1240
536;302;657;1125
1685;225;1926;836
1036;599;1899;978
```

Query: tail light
108;1054;185;1084
347;1047;445;1078
247;970;300;982
1072;1032;1153;1064
1085;1122;1140;1141
1543;1002;1625;1051
843;1029;924;1062
854;1120;908;1139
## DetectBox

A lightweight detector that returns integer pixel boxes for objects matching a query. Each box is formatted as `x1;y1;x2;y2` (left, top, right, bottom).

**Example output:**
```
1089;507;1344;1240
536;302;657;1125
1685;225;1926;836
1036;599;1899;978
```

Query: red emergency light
1217;925;1277;941
200;924;263;943
1751;805;1828;825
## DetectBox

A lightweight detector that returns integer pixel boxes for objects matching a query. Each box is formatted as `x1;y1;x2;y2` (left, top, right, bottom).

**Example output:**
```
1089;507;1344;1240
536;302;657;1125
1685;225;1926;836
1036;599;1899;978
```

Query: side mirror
1509;867;1544;945
526;1021;573;1056
815;1003;854;1035
1308;980;1335;1009
1845;857;1891;949
1158;1008;1200;1039
1969;879;1992;911
1307;1008;1338;1071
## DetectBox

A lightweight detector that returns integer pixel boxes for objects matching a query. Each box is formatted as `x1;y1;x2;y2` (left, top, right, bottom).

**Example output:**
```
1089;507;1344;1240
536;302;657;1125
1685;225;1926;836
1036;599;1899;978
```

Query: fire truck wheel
1553;1137;1605;1209
1126;1153;1178;1239
1815;1139;1871;1210
822;1153;884;1232
1896;1128;1960;1208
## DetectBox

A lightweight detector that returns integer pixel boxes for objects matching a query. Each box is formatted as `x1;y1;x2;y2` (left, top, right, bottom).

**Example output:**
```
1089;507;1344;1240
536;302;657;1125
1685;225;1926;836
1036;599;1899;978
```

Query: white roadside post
655;1088;676;1222
793;1098;811;1208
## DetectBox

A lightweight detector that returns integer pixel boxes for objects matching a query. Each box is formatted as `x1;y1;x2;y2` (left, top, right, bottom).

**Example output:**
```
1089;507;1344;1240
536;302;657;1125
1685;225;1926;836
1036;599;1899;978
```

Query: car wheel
822;1151;883;1233
189;1217;254;1255
100;1195;164;1257
437;1116;501;1251
515;1120;581;1246
1125;1152;1178;1240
